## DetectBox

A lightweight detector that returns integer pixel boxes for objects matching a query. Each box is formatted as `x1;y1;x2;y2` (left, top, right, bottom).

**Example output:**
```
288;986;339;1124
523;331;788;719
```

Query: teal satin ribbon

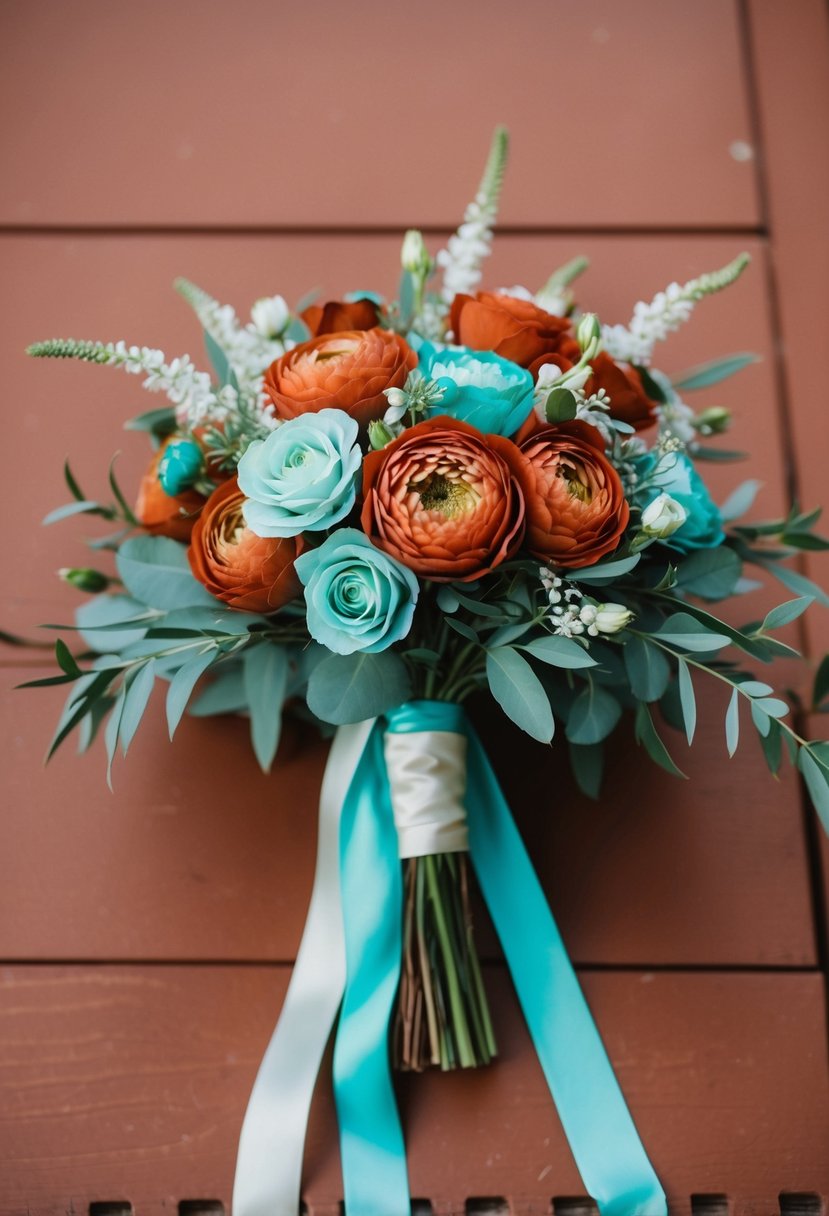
333;701;667;1216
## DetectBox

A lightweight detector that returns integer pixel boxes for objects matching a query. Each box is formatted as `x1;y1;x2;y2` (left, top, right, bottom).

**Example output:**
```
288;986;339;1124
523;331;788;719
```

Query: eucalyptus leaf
759;719;783;776
634;703;687;778
568;741;604;800
567;554;641;584
674;547;742;600
565;681;621;745
307;649;412;726
725;686;740;757
692;446;747;462
43;499;106;525
760;596;813;633
655;613;730;652
677;657;696;745
799;748;829;835
117;536;217;611
120;660;156;755
760;560;829;607
104;683;127;789
204;329;239;391
436;586;460;614
624;636;671;702
188;667;247;716
243;645;289;772
485;647;554;743
76;594;149;653
813;655;829;710
750;702;771;738
520;635;596;670
671;352;757;391
720;479;763;522
166;648;218;738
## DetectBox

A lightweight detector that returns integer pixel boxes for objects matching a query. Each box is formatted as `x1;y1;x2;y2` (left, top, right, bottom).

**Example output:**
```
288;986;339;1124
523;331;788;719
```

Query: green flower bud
695;406;732;435
576;312;602;355
59;567;110;593
368;420;395;450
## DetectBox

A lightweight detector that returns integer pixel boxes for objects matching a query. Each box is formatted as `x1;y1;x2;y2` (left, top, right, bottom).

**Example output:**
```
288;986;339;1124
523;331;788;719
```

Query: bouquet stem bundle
395;852;496;1071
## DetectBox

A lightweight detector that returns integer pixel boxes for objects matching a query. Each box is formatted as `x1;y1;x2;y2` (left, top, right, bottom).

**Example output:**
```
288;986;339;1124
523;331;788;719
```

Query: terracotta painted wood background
1;1;828;1213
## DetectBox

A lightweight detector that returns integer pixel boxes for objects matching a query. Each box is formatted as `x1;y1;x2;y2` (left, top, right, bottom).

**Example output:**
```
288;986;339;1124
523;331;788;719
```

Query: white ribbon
383;728;469;858
233;719;374;1216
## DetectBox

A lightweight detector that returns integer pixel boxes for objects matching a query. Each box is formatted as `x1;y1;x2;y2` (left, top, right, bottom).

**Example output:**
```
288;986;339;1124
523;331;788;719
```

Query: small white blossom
641;493;687;538
593;603;634;635
251;295;289;339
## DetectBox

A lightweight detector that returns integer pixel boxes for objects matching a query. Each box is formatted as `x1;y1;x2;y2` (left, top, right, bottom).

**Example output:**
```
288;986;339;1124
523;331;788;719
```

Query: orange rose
188;478;302;613
361;415;525;582
301;297;381;336
584;352;658;432
514;420;629;568
135;440;204;541
449;291;581;374
263;327;416;430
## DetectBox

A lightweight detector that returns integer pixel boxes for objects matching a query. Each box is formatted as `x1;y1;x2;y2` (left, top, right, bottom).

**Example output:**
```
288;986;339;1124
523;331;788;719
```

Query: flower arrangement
21;128;829;1213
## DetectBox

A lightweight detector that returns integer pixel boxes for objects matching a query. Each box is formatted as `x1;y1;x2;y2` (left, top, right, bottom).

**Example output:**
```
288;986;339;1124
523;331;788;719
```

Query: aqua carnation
417;342;534;437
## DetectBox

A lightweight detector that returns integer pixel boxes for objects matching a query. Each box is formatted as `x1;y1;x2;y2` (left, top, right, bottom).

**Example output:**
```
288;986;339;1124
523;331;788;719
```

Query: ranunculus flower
584;352;658;431
449;291;580;375
188;477;302;613
514;420;629;568
135;439;204;542
301;297;381;337
295;529;418;655
360;415;526;582
263;327;416;430
238;409;361;537
635;452;724;552
417;341;534;437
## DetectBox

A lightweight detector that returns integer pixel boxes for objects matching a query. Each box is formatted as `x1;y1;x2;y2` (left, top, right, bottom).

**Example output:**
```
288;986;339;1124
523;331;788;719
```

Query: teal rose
417;341;534;437
238;408;361;537
636;451;725;552
295;529;419;654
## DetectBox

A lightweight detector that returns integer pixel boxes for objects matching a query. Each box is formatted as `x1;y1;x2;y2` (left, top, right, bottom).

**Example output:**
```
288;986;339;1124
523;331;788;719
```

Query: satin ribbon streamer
234;701;666;1216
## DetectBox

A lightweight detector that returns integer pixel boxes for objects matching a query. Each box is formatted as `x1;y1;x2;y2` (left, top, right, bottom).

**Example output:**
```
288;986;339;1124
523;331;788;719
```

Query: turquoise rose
238;409;361;538
417;341;534;436
295;529;419;655
636;451;725;552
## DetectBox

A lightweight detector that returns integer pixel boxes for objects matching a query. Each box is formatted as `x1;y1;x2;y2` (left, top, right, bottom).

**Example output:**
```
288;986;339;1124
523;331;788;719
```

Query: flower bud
401;229;433;279
59;567;110;593
157;438;204;496
251;295;290;338
594;602;634;634
695;406;732;435
640;492;687;538
576;312;602;356
368;419;396;450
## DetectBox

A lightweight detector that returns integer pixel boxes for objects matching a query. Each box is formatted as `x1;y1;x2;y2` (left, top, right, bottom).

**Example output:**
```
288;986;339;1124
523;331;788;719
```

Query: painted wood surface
1;0;827;1210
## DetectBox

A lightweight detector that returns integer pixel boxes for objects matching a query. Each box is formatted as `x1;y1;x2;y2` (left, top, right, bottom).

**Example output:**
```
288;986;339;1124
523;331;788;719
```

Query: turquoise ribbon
333;701;667;1216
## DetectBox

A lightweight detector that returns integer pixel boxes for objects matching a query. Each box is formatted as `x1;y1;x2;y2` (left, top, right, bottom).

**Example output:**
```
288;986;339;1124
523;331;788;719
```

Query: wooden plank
0;0;759;229
1;232;791;641
1;965;827;1215
745;0;829;951
0;665;815;967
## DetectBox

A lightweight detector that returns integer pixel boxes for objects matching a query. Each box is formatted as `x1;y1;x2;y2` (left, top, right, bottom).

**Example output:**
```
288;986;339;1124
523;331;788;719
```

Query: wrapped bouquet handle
234;701;667;1216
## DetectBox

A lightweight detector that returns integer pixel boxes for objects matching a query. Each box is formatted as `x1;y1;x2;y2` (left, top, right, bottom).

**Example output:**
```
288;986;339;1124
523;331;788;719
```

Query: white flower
251;295;289;339
641;493;687;538
401;229;432;278
594;603;634;635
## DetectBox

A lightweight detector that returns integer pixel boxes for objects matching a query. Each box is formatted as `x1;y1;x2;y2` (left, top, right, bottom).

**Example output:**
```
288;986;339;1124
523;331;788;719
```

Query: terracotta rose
301;297;380;337
135;440;204;542
449;291;580;374
361;415;525;582
263;327;416;430
188;478;302;613
514;420;629;568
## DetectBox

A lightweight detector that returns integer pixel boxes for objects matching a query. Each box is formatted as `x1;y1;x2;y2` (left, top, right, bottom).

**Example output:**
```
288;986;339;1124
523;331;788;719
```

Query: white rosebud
594;603;635;635
251;295;289;338
577;312;602;354
401;229;433;278
640;492;687;538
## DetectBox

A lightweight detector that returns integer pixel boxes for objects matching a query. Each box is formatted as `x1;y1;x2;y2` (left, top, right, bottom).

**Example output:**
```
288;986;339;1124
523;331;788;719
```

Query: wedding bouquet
21;129;829;1214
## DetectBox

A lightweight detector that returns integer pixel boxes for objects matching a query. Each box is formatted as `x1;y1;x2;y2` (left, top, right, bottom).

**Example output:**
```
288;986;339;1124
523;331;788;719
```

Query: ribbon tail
233;720;374;1216
464;723;667;1216
333;721;411;1216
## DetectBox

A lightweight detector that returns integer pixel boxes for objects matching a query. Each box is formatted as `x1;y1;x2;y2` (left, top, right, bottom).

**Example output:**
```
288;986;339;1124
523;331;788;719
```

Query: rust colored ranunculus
188;478;302;613
584;352;658;431
135;441;204;542
449;291;580;374
361;415;525;582
514;420;629;568
263;327;416;430
301;297;381;337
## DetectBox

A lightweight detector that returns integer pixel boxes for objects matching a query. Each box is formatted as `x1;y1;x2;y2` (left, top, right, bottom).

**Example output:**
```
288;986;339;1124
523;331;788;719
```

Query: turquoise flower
417;342;534;436
238;409;361;538
157;438;203;495
636;451;725;552
295;530;419;655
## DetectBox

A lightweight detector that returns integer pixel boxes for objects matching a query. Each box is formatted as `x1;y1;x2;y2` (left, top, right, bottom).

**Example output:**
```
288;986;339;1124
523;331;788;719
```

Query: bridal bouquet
22;129;828;1214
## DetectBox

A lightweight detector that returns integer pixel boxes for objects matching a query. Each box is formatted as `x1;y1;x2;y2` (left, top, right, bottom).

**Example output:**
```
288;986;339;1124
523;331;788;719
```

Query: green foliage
485;647;554;743
307;650;412;725
624;636;670;702
671;351;758;391
673;547;742;600
634;703;687;778
116;536;216;611
244;645;288;772
565;680;621;745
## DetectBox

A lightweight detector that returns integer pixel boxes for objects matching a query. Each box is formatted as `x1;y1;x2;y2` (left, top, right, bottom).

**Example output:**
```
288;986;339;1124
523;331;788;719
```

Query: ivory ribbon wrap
233;701;667;1216
383;727;469;857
